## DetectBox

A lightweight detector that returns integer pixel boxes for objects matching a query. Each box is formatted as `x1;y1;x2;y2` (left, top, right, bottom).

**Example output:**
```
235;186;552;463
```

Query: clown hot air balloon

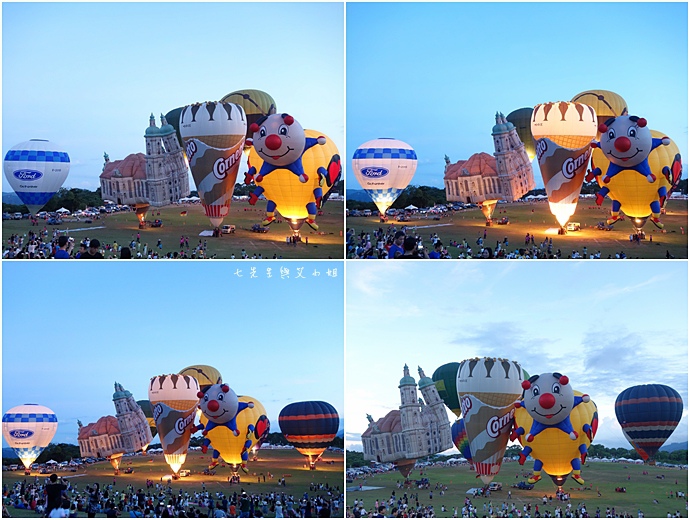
615;384;683;462
506;108;537;161
148;374;200;475
180;102;246;228
4;140;70;215
220;89;277;145
2;404;58;472
352;138;417;218
531;101;597;229
279;401;339;470
247;127;341;233
456;357;523;484
513;373;597;488
432;362;462;417
201;395;270;473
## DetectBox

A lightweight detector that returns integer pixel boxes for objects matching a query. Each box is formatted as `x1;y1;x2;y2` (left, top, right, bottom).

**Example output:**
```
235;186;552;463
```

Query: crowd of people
2;475;342;518
2;228;286;260
345;225;667;260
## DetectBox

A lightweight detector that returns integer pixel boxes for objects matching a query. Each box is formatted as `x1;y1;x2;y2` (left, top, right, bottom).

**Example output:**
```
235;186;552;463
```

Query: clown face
599;116;653;168
198;383;239;423
523;373;574;425
252;113;306;167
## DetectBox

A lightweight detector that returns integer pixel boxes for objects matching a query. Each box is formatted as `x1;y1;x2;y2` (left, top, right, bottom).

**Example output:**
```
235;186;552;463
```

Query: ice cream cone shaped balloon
456;358;523;484
148;374;200;474
179;102;246;227
352;138;417;217
532;102;597;228
2;404;58;471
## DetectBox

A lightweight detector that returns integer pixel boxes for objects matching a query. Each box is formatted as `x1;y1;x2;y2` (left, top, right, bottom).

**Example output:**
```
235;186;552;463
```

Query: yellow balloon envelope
248;130;339;228
514;391;597;485
571;90;628;129
201;396;268;466
179;365;223;394
593;130;678;218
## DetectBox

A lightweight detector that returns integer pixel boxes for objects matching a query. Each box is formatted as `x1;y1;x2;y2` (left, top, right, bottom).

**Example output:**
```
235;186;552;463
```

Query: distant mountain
3;192;22;205
346;189;371;202
660;441;687;452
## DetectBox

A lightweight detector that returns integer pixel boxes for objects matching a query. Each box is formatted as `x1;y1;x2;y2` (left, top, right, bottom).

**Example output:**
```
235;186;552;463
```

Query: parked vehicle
221;224;236;234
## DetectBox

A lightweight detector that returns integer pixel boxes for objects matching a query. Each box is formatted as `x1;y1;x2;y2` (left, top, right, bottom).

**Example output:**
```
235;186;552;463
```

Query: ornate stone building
362;365;452;471
113;383;153;453
444;113;535;203
77;416;123;459
99;114;190;206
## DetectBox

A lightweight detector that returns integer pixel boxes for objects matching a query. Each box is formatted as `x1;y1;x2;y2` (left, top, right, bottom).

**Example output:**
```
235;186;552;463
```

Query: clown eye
607;129;616;140
259;127;267;138
628;127;637;138
552;383;561;394
278;124;289;136
203;394;209;402
217;393;224;401
531;385;540;397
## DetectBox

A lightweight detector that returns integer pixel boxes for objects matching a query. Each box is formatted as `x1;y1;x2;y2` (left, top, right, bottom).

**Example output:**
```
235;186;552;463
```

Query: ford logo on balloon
13;169;43;181
9;429;34;439
360;167;389;178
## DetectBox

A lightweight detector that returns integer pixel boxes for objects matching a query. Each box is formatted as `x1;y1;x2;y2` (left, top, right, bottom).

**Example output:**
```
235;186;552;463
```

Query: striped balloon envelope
278;401;339;469
451;419;473;463
615;384;683;461
2;404;58;470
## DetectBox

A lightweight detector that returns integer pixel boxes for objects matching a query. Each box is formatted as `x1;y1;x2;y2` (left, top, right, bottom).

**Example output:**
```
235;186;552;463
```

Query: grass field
2;201;345;259
347;199;688;259
2;449;344;518
346;460;687;517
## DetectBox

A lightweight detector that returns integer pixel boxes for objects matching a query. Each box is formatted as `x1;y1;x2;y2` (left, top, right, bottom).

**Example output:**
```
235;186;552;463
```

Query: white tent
56;208;71;214
405;205;418;210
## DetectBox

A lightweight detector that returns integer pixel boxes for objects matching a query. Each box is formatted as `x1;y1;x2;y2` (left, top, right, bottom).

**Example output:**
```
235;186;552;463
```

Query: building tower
112;382;153;453
144;114;167;205
399;364;426;458
417;367;453;455
492;112;536;198
159;114;190;201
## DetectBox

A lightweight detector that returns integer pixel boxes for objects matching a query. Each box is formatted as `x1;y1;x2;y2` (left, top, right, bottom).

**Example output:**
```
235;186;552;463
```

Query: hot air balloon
591;127;680;231
480;200;499;225
571;90;628;128
531;101;597;229
456;357;523;484
247;128;341;234
134;203;150;228
179;102;247;228
200;395;270;473
451;419;473;463
513;373;597;488
179;365;223;394
4;140;70;215
164;107;185;149
352;138;417;218
432;363;461;417
108;453;124;474
148;374;200;475
615;384;683;462
279;401;339;470
2;404;58;472
136;400;157;444
506;108;537;161
220;89;277;144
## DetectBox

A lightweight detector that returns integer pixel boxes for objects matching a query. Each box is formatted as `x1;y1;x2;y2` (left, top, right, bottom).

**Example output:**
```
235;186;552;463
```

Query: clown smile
607;149;642;162
532;405;566;420
207;410;228;420
259;146;294;161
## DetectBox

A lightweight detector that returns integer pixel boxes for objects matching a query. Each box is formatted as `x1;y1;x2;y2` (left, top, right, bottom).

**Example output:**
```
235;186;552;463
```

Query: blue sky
2;261;344;446
2;2;344;192
346;261;688;452
347;2;688;189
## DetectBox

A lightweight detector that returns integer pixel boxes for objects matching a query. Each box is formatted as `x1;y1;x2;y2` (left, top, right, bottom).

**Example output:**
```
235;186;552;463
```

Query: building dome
78;416;120;440
145;113;160;137
417;367;435;389
399;364;416;386
159;114;176;136
113;382;132;400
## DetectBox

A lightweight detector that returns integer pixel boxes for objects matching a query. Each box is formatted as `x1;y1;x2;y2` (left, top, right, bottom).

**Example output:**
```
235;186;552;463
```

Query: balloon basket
485;221;492;226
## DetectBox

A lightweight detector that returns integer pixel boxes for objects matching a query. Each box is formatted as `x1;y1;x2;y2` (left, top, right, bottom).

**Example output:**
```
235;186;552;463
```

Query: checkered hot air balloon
615;384;683;461
2;404;58;471
278;401;339;470
352;138;417;218
4;140;70;215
